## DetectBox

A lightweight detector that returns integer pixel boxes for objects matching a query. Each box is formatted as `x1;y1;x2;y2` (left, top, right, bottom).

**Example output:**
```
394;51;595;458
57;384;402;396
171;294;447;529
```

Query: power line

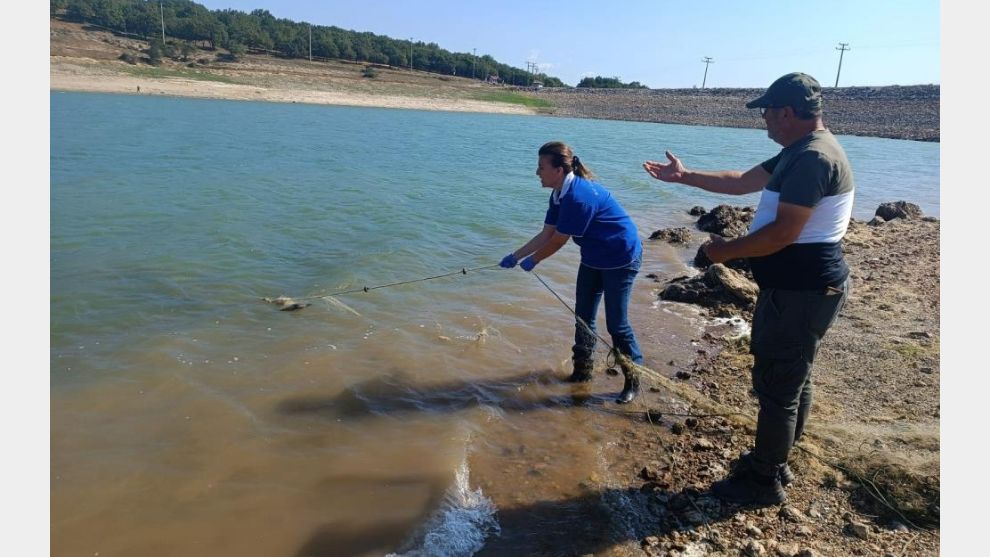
835;42;850;87
701;57;714;88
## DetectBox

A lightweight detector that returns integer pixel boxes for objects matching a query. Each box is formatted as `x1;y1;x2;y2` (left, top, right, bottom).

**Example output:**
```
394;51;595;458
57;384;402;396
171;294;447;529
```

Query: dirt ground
597;212;940;556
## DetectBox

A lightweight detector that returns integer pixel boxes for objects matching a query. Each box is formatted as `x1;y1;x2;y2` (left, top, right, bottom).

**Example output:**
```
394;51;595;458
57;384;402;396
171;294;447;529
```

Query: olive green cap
745;72;823;111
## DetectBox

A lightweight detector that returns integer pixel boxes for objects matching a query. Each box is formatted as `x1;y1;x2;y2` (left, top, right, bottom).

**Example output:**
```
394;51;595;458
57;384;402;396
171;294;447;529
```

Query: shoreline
50;63;539;116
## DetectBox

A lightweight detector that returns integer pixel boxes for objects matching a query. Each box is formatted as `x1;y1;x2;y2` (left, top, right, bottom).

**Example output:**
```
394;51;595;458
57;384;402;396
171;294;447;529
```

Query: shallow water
51;92;940;556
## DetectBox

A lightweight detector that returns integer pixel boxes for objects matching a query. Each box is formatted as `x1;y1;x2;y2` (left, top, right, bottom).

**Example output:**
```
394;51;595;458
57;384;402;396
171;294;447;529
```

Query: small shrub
362;66;378;78
119;52;137;65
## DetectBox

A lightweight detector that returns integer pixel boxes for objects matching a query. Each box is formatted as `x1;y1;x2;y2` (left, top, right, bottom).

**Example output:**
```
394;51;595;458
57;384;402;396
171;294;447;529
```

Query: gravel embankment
534;86;939;142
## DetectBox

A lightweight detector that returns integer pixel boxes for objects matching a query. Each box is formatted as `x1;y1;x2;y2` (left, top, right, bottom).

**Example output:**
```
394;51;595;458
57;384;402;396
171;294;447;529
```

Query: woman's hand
499;253;518;268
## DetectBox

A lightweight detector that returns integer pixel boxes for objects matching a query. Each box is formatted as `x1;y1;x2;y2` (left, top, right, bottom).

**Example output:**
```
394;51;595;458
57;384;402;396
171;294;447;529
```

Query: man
643;72;853;506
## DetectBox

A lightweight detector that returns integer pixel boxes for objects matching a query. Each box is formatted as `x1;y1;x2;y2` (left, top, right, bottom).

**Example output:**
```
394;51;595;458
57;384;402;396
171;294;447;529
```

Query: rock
650;227;693;244
640;461;667;481
745;523;764;537
875;201;922;220
676;370;693;380
693;438;715;451
775;543;799;557
846;521;871;539
743;540;766;556
671;422;686;435
689;206;707;216
889;521;910;533
794;525;812;537
705;264;759;305
685;417;699;428
779;506;806;523
642;536;661;548
796;550;818;557
867;215;886;226
697;204;755;238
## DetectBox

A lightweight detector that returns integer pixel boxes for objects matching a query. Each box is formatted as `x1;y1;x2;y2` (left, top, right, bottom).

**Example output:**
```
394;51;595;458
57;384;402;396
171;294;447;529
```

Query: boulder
875;201;922;220
696;204;754;237
649;227;693;244
693;243;751;274
705;264;759;305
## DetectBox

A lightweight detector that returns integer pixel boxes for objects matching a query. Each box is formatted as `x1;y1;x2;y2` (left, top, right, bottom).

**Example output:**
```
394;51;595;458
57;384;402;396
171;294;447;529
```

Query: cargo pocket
751;341;807;403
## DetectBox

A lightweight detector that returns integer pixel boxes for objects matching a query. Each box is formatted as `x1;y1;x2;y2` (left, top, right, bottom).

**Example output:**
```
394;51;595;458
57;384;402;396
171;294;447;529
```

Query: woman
500;141;644;404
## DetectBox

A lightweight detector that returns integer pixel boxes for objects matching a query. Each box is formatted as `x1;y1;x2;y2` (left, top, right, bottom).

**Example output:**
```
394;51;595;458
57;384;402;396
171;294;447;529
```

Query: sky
195;0;940;88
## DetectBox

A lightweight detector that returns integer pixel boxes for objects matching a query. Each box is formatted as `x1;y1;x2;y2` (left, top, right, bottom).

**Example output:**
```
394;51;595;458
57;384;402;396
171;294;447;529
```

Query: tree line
576;76;648;89
51;0;568;86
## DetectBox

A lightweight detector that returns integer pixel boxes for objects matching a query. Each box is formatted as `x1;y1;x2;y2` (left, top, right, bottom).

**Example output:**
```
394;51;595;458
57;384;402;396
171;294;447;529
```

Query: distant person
643;72;854;506
501;141;644;404
136;85;141;93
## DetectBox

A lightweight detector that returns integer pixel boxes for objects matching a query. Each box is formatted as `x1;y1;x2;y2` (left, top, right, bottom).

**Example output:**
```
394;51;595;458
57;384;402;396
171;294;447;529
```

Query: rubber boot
616;370;640;404
567;360;594;383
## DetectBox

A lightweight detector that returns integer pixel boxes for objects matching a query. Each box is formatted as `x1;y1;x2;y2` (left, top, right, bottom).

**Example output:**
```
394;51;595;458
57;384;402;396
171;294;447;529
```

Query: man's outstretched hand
643;151;687;183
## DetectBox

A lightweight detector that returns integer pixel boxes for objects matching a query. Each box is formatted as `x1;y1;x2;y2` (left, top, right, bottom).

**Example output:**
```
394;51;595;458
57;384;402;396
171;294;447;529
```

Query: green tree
227;41;246;60
148;38;164;65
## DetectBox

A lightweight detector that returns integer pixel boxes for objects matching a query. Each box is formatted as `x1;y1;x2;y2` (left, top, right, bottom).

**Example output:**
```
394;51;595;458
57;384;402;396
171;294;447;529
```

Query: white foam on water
387;459;500;557
709;315;751;338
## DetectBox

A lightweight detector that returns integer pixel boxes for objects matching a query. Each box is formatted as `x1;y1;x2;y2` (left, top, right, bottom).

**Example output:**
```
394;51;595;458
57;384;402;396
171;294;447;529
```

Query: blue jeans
572;256;643;366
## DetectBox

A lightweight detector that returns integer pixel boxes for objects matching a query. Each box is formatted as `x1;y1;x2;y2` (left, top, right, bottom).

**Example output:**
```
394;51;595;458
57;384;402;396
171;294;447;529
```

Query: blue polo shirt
544;175;642;269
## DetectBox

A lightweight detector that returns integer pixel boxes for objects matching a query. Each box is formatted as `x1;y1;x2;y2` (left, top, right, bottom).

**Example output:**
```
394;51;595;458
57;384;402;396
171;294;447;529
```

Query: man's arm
643;151;770;195
703;202;813;263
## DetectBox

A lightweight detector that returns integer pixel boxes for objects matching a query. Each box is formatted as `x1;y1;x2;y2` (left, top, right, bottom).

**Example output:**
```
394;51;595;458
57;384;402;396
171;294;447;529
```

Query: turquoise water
50;92;940;556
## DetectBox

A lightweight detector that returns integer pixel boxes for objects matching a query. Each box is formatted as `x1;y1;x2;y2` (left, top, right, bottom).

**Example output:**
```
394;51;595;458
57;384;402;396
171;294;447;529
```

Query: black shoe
711;467;786;506
567;361;594;383
616;374;640;404
738;452;794;487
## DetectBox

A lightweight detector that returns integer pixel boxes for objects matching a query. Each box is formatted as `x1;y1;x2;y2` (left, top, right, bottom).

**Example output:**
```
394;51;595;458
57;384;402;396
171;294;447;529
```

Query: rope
264;263;501;306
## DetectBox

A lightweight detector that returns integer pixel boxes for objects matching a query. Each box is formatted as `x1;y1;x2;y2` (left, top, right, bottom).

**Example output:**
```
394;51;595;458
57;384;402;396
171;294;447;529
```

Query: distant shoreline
50;65;539;116
50;19;939;142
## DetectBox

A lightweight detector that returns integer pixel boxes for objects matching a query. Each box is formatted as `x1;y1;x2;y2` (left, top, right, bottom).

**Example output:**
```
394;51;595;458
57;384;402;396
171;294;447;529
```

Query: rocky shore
595;201;940;556
535;86;940;142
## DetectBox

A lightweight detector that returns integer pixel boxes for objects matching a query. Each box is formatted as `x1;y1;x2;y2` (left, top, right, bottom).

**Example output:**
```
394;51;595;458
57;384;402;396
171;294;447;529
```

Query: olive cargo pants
748;280;849;477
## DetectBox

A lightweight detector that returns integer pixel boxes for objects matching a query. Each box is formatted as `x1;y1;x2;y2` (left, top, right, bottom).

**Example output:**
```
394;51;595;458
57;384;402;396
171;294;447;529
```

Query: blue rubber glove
499;253;518;269
520;256;538;272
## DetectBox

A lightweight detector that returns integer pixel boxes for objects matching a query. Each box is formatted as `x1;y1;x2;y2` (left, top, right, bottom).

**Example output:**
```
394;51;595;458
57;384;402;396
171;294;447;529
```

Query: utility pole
472;48;477;79
409;38;413;70
159;1;165;43
308;24;312;61
701;57;714;88
834;43;850;87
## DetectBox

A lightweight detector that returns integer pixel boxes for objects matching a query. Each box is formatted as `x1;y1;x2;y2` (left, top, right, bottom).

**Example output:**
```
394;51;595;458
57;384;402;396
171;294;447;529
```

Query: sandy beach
50;59;539;115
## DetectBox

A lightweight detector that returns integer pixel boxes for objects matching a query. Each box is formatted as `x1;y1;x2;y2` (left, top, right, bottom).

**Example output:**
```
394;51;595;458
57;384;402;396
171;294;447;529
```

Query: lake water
51;91;940;557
